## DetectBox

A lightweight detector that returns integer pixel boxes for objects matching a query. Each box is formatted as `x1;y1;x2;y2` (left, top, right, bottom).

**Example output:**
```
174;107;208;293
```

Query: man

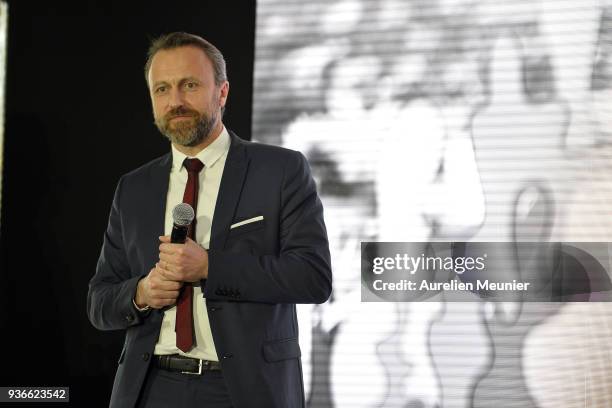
87;32;332;408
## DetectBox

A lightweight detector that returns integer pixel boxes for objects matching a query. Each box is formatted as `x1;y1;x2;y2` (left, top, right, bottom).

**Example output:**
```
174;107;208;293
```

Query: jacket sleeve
204;151;332;304
87;176;149;330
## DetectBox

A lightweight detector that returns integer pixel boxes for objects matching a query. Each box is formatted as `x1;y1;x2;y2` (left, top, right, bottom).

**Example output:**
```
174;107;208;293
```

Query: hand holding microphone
158;203;209;282
135;204;208;309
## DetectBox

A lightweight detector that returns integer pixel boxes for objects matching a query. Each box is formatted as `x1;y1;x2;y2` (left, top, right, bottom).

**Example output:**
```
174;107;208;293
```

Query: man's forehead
149;46;212;82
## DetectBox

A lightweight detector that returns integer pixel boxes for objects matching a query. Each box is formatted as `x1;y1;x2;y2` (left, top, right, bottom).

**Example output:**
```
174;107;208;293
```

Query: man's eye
155;86;167;94
185;82;197;89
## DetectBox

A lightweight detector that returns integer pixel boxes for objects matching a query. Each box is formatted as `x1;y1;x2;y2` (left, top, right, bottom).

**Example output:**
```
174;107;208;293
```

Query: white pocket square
230;216;264;230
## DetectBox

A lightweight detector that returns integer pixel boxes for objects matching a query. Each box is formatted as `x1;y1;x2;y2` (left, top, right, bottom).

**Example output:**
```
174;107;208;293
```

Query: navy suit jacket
87;131;332;408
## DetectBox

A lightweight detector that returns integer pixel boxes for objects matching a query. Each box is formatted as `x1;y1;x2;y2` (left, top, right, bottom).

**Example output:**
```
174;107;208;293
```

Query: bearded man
87;32;331;408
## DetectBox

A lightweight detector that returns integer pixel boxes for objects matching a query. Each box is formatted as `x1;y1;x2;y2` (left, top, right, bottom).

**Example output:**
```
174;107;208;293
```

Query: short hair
144;32;227;86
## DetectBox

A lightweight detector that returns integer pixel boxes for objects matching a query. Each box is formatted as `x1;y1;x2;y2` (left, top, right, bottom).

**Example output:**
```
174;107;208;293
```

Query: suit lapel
210;131;249;251
147;152;172;258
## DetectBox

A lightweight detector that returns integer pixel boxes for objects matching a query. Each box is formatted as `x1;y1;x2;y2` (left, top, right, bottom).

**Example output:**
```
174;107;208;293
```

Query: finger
158;253;176;265
154;264;176;281
151;290;180;299
149;284;180;296
150;298;177;309
151;279;182;291
159;243;184;255
149;277;171;291
152;262;172;280
159;244;172;254
157;259;187;277
153;262;166;276
162;263;184;280
155;260;175;272
159;235;171;243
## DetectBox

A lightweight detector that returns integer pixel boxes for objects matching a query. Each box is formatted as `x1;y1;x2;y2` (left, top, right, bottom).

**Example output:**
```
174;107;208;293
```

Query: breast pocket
225;216;266;254
228;216;265;239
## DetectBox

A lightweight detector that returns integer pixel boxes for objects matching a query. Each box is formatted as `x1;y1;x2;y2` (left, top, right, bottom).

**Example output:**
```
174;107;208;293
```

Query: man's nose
168;87;185;109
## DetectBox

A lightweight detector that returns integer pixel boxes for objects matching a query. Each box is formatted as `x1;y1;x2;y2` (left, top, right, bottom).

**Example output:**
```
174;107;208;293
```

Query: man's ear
219;81;229;108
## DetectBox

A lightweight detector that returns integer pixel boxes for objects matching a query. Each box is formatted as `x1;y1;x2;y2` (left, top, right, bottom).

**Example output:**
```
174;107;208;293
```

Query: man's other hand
134;264;183;309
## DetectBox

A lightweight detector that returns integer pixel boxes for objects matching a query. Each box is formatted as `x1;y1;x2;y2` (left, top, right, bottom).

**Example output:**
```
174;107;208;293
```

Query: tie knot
183;158;204;174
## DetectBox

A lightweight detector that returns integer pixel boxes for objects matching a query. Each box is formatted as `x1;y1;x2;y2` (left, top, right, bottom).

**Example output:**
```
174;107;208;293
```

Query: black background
0;1;255;406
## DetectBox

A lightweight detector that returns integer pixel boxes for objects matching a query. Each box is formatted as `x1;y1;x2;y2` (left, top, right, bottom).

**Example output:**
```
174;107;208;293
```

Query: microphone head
172;203;195;226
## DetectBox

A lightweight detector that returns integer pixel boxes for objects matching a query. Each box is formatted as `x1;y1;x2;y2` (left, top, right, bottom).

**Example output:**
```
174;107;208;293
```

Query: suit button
125;315;134;322
222;353;233;359
142;353;150;361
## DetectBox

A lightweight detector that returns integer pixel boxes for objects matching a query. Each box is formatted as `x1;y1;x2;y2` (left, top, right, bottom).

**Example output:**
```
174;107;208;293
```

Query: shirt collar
171;126;231;172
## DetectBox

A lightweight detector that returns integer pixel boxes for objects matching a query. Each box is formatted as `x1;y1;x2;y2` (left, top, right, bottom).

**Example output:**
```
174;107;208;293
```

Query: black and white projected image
254;0;612;407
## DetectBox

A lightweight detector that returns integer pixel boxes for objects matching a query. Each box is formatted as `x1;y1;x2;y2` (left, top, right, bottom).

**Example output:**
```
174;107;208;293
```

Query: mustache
164;106;199;120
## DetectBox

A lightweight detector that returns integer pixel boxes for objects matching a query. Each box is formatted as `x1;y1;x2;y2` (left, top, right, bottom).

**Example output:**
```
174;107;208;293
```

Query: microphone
171;203;195;244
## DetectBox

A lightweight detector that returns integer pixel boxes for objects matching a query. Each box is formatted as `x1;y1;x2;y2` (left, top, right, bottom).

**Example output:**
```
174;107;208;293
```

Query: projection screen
253;1;612;407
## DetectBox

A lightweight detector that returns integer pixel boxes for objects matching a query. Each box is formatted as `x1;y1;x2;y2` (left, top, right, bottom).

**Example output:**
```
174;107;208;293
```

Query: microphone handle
171;223;189;244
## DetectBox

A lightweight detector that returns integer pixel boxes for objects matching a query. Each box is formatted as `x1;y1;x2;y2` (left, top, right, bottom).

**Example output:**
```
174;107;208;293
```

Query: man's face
148;46;228;147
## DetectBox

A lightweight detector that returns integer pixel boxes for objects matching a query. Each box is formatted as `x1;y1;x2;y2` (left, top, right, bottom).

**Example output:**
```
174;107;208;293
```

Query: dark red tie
176;158;204;352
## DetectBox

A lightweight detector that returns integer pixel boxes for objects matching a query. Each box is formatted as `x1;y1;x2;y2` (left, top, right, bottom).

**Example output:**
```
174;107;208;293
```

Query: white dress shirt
153;127;230;361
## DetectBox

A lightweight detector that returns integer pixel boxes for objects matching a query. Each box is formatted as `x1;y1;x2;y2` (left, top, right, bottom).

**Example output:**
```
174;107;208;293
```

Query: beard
155;105;218;147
